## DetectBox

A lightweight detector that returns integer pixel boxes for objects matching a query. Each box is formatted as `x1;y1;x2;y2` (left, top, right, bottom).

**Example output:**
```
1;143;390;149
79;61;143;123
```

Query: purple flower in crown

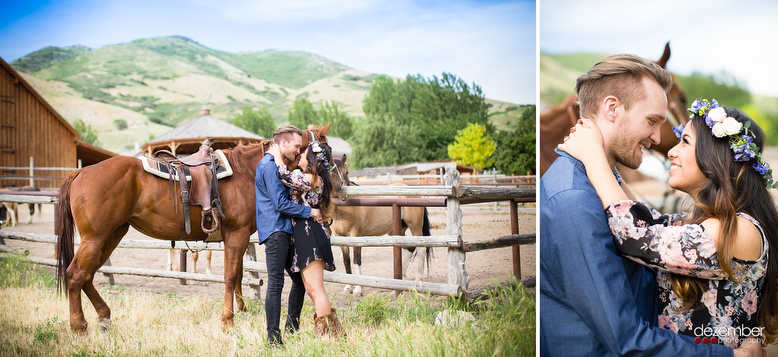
690;99;705;114
753;159;770;176
730;135;755;162
673;124;684;138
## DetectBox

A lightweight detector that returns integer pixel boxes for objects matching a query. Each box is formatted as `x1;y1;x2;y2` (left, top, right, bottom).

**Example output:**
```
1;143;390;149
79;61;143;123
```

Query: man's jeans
264;231;305;345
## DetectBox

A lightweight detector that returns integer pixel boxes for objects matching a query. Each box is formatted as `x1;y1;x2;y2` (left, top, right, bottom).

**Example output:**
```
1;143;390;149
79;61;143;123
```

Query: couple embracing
255;125;345;346
540;54;778;356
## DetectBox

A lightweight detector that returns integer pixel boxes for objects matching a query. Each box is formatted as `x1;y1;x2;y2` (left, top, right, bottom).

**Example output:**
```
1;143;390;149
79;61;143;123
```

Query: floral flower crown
673;98;776;189
309;141;333;172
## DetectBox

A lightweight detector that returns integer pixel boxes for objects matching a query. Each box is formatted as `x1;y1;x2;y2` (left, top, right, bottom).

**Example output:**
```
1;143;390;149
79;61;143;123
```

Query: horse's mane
224;140;271;181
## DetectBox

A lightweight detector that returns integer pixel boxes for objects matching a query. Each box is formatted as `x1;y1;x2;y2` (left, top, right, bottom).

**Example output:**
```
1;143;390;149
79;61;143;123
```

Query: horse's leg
235;268;246;312
206;250;212;275
6;205;15;227
66;223;125;332
166;249;176;271
353;246;363;296
415;248;426;282
402;248;414;280
81;223;129;332
221;228;250;328
340;246;353;295
27;203;34;224
192;251;199;273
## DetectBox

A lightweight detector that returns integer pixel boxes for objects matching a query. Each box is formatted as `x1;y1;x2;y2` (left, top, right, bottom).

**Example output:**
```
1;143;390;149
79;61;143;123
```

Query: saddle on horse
154;138;225;239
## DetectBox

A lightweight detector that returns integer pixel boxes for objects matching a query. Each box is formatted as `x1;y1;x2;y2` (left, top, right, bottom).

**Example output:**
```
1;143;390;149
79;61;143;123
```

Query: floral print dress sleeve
605;200;728;280
277;164;311;191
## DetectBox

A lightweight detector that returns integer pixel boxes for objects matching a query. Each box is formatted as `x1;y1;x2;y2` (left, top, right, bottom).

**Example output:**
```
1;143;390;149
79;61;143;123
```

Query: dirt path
2;203;535;308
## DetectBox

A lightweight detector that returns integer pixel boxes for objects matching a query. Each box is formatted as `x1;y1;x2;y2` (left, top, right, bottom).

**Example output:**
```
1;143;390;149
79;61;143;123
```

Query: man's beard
283;151;298;166
610;137;643;170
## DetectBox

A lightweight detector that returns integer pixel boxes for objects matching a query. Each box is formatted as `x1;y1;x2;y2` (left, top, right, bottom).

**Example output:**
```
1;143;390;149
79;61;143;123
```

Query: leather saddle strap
210;153;225;220
178;165;192;235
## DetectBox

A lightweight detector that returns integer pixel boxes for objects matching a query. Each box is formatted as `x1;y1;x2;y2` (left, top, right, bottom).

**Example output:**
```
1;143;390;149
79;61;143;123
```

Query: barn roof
0;57;80;138
149;114;263;143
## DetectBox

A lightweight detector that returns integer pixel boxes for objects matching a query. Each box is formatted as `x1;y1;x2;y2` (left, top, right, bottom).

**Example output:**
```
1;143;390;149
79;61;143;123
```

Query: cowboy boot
313;313;329;338
328;308;346;338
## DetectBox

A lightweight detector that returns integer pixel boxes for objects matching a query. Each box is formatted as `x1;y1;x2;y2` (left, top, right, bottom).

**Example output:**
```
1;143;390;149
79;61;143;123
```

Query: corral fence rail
0;163;535;302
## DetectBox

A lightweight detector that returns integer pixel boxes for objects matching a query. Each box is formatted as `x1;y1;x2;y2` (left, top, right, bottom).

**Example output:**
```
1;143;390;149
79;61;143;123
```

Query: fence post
29;157;34;187
179;250;187;285
245;242;262;301
392;203;402;298
510;201;521;279
102;258;116;285
444;163;468;295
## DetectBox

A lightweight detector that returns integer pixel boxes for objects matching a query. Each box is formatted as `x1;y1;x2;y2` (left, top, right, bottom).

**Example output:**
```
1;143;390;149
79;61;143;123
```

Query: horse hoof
342;286;352;295
98;318;111;332
353;286;363;296
71;322;88;332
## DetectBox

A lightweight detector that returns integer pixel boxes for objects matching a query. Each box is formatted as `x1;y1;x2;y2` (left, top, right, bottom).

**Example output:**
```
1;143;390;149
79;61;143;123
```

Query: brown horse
329;156;432;296
539;43;689;178
55;125;331;332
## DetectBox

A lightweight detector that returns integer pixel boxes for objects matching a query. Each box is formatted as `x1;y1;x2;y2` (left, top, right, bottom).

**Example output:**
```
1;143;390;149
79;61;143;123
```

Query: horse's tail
56;170;81;294
423;208;432;272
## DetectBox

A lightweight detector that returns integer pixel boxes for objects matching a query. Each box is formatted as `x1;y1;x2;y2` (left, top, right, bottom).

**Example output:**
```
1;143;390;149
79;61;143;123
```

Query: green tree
676;71;751;109
447;123;496;170
113;119;128;130
73;119;102;146
493;105;536;175
233;107;276;138
287;98;319;130
318;101;354;140
352;73;490;169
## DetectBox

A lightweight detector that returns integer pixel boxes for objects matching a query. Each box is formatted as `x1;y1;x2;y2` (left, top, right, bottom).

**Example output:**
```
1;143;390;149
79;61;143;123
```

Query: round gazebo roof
141;109;264;156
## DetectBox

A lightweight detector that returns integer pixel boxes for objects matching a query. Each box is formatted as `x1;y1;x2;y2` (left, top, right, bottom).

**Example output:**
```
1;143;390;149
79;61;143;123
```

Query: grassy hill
11;36;522;153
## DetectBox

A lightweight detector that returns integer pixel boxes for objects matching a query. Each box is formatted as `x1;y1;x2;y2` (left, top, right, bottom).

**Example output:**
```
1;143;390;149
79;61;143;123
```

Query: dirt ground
1;202;536;309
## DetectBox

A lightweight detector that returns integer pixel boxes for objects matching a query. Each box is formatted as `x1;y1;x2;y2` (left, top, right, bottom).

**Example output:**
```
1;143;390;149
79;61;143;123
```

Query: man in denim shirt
540;54;760;356
256;125;322;346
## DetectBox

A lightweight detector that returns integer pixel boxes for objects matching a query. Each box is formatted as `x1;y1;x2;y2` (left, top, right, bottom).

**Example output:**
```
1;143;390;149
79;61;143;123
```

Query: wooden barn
0;56;115;188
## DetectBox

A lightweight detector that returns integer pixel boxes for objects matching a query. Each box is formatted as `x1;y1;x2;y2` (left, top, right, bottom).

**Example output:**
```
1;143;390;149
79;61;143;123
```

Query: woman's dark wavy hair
305;144;333;217
670;107;778;343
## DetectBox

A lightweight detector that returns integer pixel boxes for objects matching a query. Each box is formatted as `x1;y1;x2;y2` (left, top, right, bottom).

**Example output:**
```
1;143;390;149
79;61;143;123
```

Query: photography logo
693;325;764;345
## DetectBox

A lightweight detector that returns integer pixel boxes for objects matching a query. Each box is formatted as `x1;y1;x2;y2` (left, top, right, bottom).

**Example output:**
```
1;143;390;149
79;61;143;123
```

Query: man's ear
600;95;621;123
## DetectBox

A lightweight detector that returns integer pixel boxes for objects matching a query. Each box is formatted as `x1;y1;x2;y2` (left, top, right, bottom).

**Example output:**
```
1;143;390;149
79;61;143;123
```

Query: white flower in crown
711;123;728;138
721;117;743;136
708;107;727;123
311;143;322;153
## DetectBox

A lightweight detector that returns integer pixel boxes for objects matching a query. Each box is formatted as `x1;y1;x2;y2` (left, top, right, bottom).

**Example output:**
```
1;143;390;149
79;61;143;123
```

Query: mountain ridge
10;36;521;153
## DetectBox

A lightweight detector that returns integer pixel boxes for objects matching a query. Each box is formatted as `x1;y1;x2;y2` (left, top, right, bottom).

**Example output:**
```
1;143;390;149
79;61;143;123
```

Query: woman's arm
277;163;311;191
607;200;727;280
557;119;628;209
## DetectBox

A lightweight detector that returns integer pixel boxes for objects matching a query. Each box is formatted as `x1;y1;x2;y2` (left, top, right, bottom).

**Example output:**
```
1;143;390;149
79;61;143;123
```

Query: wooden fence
0;163;535;301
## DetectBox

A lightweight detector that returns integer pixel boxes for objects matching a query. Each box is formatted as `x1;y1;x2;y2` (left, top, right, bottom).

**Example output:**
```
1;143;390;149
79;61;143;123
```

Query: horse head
301;123;335;169
652;42;689;156
331;154;351;191
331;154;351;197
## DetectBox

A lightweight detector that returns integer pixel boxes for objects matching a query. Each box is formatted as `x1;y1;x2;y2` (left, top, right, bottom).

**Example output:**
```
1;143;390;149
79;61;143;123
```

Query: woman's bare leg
300;260;331;317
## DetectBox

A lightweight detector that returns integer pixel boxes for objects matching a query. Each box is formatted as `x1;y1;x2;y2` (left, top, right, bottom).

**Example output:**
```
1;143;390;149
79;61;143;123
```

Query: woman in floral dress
559;98;778;347
277;141;343;338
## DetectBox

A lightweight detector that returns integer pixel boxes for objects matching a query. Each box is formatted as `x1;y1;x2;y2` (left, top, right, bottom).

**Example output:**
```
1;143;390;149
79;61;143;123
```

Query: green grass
0;253;56;289
0;252;535;356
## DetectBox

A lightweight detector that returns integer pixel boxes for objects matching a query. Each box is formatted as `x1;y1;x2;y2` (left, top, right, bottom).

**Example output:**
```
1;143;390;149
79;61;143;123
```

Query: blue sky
0;0;536;104
541;0;778;98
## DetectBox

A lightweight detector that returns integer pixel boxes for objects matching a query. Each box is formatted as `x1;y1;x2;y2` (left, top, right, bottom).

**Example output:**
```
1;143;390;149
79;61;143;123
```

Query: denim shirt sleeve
262;162;311;219
541;151;732;357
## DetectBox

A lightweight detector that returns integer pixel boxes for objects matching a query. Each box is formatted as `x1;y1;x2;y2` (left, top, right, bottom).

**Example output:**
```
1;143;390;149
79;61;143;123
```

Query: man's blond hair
272;125;303;144
575;54;673;119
